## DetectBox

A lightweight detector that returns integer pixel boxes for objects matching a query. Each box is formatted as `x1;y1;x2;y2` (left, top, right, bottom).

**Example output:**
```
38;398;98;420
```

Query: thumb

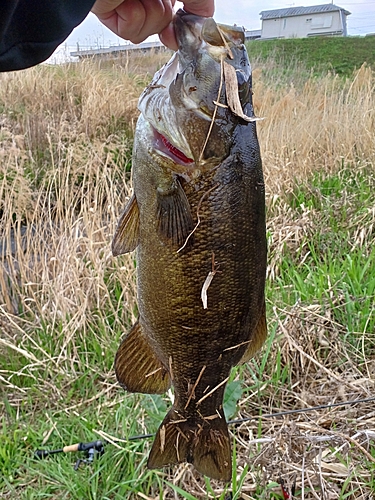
159;22;178;51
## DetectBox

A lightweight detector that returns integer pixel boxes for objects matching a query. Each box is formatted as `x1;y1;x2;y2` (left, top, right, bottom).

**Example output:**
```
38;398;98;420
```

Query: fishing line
35;396;375;467
228;395;375;426
125;395;375;442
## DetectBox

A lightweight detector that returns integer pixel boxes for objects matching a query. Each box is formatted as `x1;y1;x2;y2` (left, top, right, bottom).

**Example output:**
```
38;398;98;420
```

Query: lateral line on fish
184;365;207;409
223;339;253;352
196;376;229;406
198;55;225;163
176;183;219;253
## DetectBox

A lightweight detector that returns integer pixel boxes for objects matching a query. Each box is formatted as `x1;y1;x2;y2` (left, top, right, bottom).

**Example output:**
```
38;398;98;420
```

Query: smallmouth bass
112;10;267;482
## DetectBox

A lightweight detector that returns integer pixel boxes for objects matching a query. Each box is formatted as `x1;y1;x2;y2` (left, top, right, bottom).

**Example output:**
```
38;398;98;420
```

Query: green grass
271;166;375;340
1;51;375;498
247;36;375;76
2;164;374;499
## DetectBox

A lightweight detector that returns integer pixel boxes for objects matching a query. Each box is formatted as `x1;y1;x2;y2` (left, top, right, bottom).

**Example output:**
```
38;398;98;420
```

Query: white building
260;4;351;39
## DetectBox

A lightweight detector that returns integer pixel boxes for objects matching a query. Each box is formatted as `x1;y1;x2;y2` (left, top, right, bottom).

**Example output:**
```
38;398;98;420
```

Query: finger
91;0;123;16
183;0;215;17
93;0;175;44
129;0;174;43
96;0;148;42
159;23;178;51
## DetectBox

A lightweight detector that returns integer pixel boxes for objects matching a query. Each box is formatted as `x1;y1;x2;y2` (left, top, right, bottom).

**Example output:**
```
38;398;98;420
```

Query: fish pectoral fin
156;179;194;248
112;194;140;256
148;409;232;482
115;320;170;394
239;299;267;364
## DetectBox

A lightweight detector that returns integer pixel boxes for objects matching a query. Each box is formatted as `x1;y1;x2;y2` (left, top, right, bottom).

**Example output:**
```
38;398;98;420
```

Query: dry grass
0;55;374;499
253;62;375;195
159;300;375;499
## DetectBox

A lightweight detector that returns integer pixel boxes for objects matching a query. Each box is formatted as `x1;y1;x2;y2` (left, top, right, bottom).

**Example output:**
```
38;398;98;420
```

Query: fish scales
112;10;267;481
138;160;265;394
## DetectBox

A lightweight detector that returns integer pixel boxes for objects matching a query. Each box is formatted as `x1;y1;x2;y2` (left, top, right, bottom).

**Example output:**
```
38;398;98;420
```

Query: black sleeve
0;0;96;72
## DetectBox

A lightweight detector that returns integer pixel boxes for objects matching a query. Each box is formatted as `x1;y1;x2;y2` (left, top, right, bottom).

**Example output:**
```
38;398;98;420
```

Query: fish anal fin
239;299;267;364
156;179;194;248
115;320;170;394
112;194;140;256
148;409;231;482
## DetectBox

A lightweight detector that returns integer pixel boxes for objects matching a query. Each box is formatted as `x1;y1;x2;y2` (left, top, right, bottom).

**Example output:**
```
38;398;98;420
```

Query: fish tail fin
148;408;232;482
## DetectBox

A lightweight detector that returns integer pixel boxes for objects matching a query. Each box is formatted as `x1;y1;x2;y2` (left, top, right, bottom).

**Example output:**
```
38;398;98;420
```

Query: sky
50;0;375;61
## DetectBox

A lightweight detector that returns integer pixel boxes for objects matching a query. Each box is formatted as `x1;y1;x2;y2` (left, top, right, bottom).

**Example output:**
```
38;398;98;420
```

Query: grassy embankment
247;35;375;76
0;39;374;499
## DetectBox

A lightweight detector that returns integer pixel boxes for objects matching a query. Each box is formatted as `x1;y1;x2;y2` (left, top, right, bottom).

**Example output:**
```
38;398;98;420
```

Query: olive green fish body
113;10;267;481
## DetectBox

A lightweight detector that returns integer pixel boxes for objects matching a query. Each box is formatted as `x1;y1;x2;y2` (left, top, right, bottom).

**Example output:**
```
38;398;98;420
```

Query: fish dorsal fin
156;178;194;249
112;194;140;256
115;320;171;394
239;299;267;364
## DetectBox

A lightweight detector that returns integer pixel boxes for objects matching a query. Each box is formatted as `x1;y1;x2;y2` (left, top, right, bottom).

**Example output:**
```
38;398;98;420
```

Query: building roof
245;29;262;39
260;4;351;20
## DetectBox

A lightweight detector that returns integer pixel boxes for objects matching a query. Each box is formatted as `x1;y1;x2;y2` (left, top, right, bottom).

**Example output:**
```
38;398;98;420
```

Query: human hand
91;0;215;50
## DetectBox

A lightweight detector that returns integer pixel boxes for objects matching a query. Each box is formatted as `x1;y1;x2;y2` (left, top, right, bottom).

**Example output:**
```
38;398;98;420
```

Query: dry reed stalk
0;60;142;383
0;56;374;499
253;63;375;195
164;301;374;499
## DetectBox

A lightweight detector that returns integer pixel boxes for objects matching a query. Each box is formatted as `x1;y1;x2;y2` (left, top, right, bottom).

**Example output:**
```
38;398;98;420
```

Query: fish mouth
174;9;245;63
138;9;251;167
152;127;195;166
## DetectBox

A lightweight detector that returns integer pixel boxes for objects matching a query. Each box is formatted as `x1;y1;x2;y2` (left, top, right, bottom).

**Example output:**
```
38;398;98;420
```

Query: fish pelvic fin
148;408;232;482
156;178;194;249
115;320;171;394
112;194;140;256
239;299;267;364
